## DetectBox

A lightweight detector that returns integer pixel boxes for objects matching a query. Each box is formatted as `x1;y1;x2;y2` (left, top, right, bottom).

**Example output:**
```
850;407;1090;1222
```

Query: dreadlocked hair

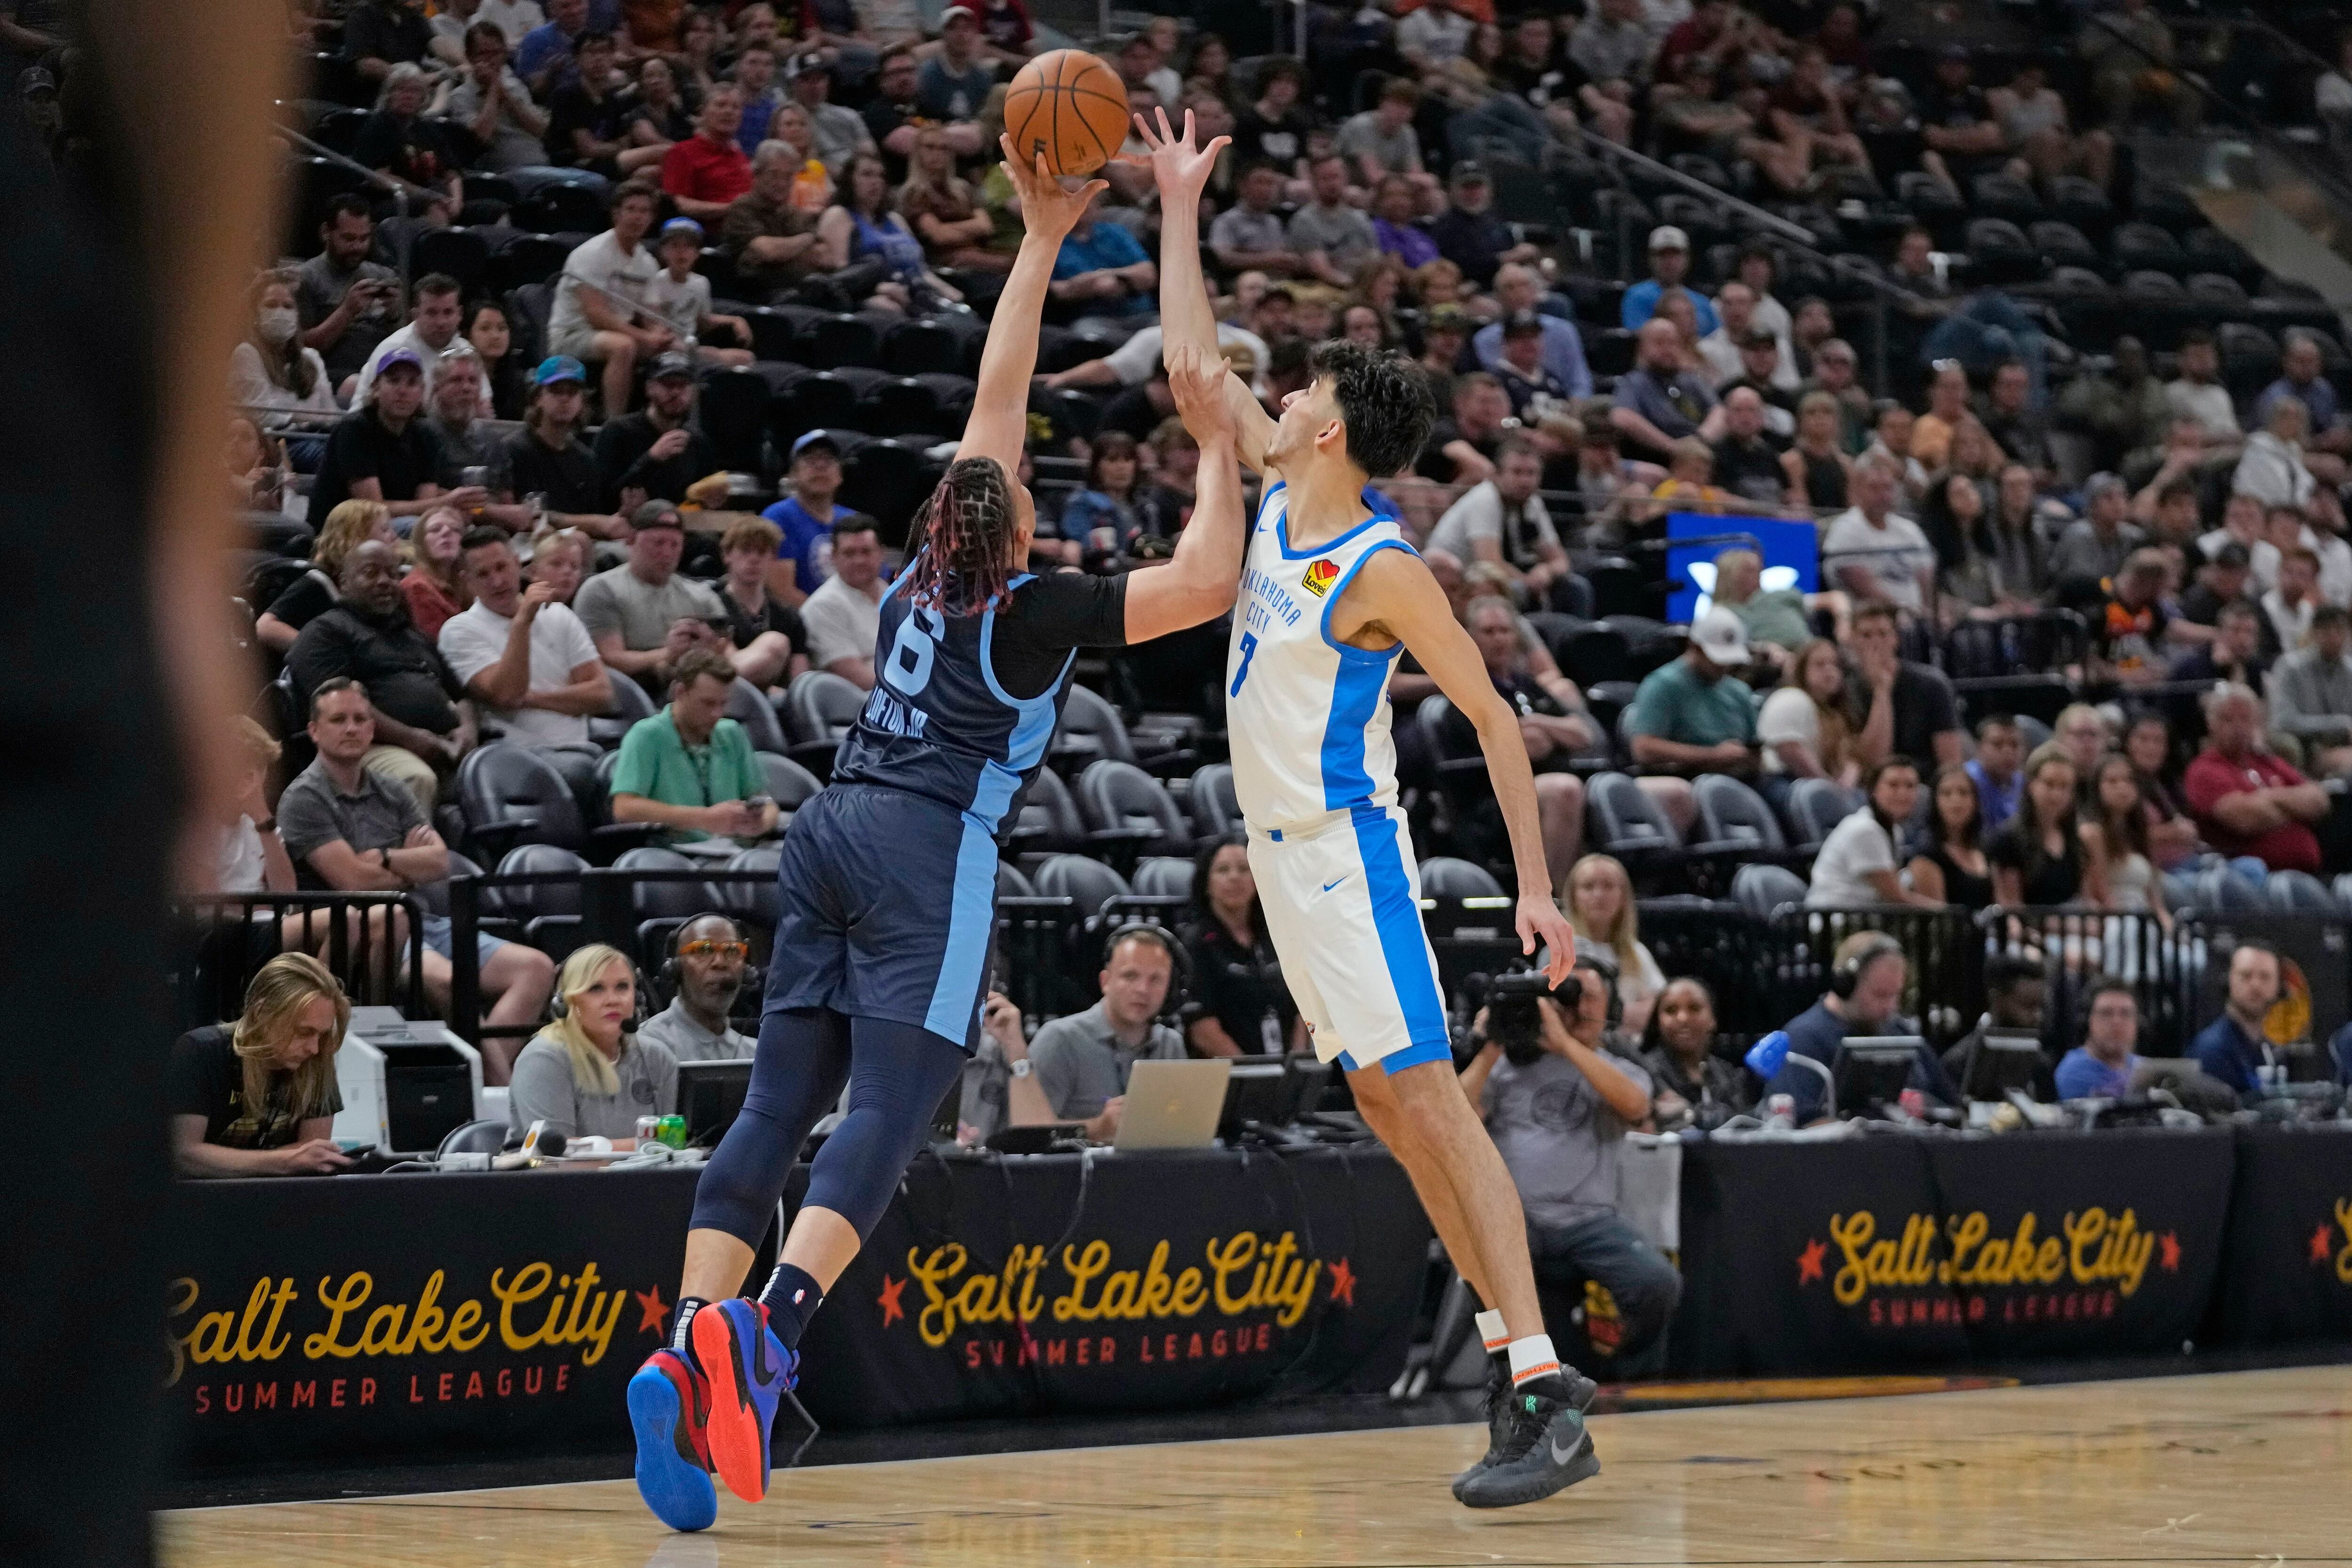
906;456;1017;614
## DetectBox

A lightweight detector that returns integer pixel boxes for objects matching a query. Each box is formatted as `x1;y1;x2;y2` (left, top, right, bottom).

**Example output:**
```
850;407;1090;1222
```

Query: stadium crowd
21;0;2335;1216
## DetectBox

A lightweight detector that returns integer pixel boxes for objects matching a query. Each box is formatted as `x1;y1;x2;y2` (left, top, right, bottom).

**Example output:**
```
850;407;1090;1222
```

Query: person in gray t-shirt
1287;154;1380;286
1026;931;1187;1139
1461;945;1683;1373
572;502;730;690
296;199;406;386
507;945;681;1140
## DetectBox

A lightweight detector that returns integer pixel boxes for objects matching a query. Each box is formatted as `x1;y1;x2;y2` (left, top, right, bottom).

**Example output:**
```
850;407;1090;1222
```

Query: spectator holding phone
169;954;354;1178
609;647;780;844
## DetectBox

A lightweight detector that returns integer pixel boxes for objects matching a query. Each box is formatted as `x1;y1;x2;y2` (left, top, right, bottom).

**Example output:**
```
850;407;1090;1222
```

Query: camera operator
1763;930;1959;1123
1460;942;1681;1377
1639;976;1753;1130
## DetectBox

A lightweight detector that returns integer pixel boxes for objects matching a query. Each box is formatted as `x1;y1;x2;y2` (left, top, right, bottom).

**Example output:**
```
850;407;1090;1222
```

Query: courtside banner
795;1146;1431;1427
161;1169;700;1465
2215;1125;2352;1345
1670;1128;2233;1375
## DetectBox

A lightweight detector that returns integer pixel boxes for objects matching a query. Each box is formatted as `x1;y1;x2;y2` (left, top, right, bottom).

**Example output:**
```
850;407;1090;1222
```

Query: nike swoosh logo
750;1319;777;1387
1321;878;1346;893
1551;1435;1582;1464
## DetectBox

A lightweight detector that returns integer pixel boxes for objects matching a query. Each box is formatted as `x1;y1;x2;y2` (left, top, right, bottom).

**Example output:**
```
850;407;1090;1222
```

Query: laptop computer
1113;1059;1232;1151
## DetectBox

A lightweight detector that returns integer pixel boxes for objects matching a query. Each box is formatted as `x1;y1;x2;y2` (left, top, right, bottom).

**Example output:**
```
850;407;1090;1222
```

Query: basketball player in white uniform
1134;110;1602;1510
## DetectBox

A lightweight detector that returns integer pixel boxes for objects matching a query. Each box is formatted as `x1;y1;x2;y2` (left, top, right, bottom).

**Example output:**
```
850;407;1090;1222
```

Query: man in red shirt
661;82;751;222
2184;682;2330;873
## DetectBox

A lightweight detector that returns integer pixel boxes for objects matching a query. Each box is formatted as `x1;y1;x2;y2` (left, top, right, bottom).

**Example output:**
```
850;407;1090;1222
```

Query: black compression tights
689;1007;965;1247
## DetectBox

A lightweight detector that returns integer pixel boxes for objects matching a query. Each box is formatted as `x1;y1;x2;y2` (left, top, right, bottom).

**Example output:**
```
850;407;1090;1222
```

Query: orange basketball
1002;49;1132;178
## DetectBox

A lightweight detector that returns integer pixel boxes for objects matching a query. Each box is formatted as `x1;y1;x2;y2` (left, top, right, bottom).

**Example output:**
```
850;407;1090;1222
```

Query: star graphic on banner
1327;1258;1357;1307
2313;1224;2336;1265
634;1286;670;1335
877;1273;907;1328
2158;1233;2182;1273
1797;1238;1827;1286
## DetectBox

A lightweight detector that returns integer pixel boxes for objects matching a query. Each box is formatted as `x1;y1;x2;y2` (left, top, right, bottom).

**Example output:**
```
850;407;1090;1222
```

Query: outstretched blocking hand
1519;894;1576;987
1164;342;1233;443
998;136;1108;240
1130;108;1231;204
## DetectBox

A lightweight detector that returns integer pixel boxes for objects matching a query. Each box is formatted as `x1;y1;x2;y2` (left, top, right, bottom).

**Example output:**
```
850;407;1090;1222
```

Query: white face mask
258;306;300;346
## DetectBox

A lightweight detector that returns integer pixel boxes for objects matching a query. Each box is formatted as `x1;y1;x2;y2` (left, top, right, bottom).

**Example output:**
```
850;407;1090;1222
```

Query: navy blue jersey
833;569;1130;837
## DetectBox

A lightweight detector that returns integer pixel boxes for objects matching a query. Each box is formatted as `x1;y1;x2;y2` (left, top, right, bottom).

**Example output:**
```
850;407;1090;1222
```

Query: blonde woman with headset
508;944;680;1143
169;952;353;1177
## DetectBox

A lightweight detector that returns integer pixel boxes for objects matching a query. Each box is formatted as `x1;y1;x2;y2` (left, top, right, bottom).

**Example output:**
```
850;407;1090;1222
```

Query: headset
547;962;656;1028
1099;920;1191;1013
1829;932;1906;999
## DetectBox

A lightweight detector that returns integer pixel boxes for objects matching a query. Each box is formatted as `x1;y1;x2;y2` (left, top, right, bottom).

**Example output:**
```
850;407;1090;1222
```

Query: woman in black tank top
1781;390;1853;514
1907;764;1994;911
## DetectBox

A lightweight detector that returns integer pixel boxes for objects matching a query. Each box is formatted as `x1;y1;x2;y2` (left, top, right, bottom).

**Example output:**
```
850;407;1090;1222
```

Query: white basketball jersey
1226;483;1417;830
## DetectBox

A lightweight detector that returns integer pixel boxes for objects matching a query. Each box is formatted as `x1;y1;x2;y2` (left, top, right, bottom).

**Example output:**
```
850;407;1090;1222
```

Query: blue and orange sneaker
691;1297;798;1503
628;1348;717;1532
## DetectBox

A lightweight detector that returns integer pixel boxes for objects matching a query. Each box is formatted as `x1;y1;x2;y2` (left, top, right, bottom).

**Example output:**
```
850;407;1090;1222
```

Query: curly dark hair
1308;339;1437;480
906;455;1017;614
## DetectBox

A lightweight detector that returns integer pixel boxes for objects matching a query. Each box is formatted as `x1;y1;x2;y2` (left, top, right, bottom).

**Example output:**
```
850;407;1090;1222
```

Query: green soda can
656;1114;688;1149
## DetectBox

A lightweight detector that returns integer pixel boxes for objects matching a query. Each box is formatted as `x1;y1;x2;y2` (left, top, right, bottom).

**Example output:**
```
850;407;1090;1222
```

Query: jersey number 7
1229;630;1259;698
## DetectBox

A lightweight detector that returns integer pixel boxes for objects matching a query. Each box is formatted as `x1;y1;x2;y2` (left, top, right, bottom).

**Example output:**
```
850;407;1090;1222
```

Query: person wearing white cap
1620;226;1720;336
917;7;997;121
1624;606;1759;836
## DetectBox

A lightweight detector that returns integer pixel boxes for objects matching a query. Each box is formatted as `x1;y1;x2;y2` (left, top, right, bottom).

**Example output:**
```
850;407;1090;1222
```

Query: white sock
1507;1333;1561;1387
1475;1309;1510;1355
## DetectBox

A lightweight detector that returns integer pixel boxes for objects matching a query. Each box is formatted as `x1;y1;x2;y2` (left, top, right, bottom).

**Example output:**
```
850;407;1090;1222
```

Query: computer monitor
1832;1036;1924;1116
1962;1029;2047;1102
675;1060;753;1147
1219;1059;1298;1138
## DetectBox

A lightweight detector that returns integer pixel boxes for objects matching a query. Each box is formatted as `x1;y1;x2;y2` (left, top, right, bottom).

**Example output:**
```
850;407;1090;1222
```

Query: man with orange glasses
637;913;755;1061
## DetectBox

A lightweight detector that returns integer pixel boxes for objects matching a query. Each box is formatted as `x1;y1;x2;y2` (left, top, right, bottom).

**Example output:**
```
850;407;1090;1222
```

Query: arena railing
1637;900;2214;1059
172;891;425;1027
1560;124;1934;398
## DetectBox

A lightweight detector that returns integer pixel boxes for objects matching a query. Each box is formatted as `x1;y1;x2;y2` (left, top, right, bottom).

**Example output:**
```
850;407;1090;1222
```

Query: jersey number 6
883;605;945;699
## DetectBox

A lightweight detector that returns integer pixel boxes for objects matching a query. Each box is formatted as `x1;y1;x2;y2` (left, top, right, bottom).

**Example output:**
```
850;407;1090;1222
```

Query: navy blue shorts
764;783;997;1051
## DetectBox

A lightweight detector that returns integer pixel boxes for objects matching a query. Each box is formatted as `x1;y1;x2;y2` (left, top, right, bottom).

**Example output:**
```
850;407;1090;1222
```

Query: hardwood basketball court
160;1364;2352;1568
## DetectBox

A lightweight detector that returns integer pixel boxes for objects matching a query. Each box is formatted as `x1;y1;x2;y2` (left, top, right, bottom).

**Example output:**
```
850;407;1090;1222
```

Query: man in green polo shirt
610;646;780;843
1625;606;1760;840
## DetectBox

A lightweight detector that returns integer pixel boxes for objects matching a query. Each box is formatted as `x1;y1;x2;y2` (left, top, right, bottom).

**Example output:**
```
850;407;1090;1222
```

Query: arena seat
1732;861;1808;920
780;670;865;778
882;317;967;375
2111;222;2187;279
2047;175;2114;239
1052;685;1138;773
488;232;568;295
1692;774;1787;851
723;845;782;926
2029;221;2100;274
456;742;656;863
1032;853;1133;919
1416;856;1504;899
1075;759;1191;856
1187;762;1239;839
409;224;491;293
697;367;772;471
589;665;657;749
2193;864;2266;913
805;312;886;369
756;754;822;821
1587;772;1682;864
1131;856;1195;899
1970;173;2043;226
723;678;789;755
1010;765;1086;855
857;375;950;438
1783;778;1861;852
2265;870;2338;914
484;843;588;953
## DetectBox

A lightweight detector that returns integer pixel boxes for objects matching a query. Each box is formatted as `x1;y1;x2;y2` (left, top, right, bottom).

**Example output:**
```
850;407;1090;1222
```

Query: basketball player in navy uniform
1130;110;1597;1508
625;140;1250;1531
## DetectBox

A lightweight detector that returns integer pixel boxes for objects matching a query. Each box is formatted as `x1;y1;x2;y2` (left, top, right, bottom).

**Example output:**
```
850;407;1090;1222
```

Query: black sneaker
1452;1362;1598;1499
1453;1373;1602;1509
